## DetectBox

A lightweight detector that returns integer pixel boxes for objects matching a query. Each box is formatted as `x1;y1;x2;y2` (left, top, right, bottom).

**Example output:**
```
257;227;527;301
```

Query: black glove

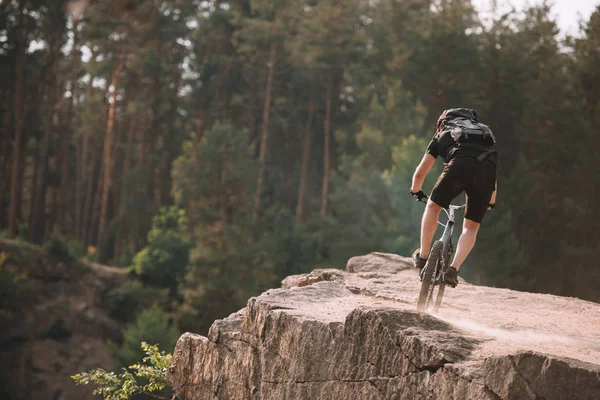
488;203;495;210
410;190;427;202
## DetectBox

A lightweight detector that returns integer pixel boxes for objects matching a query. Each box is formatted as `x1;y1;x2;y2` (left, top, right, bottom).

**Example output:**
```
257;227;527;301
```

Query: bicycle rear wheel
417;240;444;312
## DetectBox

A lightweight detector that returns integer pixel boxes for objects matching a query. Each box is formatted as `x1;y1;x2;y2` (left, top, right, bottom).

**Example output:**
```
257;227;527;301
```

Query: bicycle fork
437;207;457;282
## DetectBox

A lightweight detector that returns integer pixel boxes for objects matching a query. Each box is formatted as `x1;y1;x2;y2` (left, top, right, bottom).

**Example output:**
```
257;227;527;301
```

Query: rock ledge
168;252;600;399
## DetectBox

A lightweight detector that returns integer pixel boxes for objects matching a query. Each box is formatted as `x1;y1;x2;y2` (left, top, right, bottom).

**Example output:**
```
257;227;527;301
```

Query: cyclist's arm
410;154;435;193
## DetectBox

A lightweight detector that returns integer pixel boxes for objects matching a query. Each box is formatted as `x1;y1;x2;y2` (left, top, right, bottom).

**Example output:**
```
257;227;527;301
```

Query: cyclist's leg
452;217;480;270
453;162;495;270
423;163;464;259
419;199;443;259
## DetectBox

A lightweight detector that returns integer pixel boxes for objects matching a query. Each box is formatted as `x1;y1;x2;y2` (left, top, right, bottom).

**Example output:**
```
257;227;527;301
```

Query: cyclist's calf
453;219;480;270
420;200;443;259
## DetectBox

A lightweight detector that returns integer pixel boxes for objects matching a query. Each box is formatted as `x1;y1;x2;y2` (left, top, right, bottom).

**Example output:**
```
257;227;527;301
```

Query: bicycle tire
432;243;452;313
425;249;445;312
417;240;443;312
432;282;445;313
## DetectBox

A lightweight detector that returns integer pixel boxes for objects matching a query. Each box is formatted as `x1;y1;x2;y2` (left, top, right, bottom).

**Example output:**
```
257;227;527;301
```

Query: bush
65;237;86;259
131;206;192;295
106;281;169;323
43;235;76;262
108;305;180;368
72;342;173;400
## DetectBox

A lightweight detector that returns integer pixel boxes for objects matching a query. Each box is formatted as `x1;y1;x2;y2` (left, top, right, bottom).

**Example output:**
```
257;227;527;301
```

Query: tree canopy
1;0;600;335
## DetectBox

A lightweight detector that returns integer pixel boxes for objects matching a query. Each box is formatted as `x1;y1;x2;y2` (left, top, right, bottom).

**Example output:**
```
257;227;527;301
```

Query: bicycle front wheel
417;240;443;312
432;281;445;313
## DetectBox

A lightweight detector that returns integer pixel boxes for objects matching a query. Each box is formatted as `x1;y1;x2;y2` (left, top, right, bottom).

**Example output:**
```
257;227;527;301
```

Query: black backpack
437;108;497;162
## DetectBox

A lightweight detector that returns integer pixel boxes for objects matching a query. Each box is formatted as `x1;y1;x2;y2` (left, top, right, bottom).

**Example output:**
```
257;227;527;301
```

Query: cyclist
409;108;497;287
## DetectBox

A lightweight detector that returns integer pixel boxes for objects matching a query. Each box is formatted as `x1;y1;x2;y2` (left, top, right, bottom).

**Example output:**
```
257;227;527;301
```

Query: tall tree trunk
58;20;80;233
111;80;132;227
74;127;84;237
146;72;161;206
88;170;103;247
159;72;181;206
108;84;132;261
97;57;125;262
134;108;150;251
75;52;97;241
27;78;49;239
194;110;206;156
0;95;13;228
115;107;138;259
8;2;25;239
296;84;316;223
75;130;84;238
48;184;59;238
29;26;63;244
14;98;32;233
82;126;101;245
317;67;334;260
28;135;40;233
253;30;278;219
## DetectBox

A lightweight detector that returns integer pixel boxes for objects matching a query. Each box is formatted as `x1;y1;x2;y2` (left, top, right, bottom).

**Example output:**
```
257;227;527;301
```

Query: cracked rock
167;252;600;400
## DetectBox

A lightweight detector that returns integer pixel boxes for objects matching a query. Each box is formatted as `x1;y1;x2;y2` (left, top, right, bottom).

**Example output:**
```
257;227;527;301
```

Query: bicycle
415;197;465;313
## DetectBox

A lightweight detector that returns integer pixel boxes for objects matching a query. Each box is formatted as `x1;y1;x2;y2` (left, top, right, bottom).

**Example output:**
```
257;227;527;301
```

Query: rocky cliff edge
167;252;600;400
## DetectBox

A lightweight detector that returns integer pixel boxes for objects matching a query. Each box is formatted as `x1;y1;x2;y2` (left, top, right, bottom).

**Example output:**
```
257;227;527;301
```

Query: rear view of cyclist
409;108;497;287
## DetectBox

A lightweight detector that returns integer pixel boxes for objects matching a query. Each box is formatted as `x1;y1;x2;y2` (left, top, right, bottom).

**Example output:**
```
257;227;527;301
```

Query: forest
1;0;599;350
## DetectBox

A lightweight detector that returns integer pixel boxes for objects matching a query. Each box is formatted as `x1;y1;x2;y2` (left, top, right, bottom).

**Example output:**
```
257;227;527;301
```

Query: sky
473;0;599;36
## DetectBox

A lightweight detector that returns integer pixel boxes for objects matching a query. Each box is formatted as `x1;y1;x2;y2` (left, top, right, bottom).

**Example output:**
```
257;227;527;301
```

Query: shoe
444;266;459;288
412;249;427;270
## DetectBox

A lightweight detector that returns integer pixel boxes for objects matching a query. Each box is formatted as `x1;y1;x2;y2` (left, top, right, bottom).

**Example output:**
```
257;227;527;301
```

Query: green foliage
257;207;317;282
176;207;318;335
325;146;437;265
172;123;258;226
65;237;86;259
43;235;76;262
131;206;192;294
3;0;600;346
107;281;169;323
178;217;278;334
178;208;316;334
109;305;179;368
466;207;530;290
172;121;321;333
404;0;484;113
72;342;173;400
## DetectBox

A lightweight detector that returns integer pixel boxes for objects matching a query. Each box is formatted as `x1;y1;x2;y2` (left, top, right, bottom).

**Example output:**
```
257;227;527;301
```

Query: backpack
436;108;497;162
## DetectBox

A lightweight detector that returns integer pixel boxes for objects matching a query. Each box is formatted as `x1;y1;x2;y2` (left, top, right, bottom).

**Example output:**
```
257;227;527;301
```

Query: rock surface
167;252;600;400
0;239;127;400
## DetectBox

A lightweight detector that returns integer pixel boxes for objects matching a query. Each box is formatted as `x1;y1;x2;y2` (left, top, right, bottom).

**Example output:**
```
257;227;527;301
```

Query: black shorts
429;160;496;223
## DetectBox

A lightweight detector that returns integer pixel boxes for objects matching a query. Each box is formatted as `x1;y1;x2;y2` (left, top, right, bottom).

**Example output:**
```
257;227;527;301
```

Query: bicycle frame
417;199;465;282
439;205;465;268
416;198;465;312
